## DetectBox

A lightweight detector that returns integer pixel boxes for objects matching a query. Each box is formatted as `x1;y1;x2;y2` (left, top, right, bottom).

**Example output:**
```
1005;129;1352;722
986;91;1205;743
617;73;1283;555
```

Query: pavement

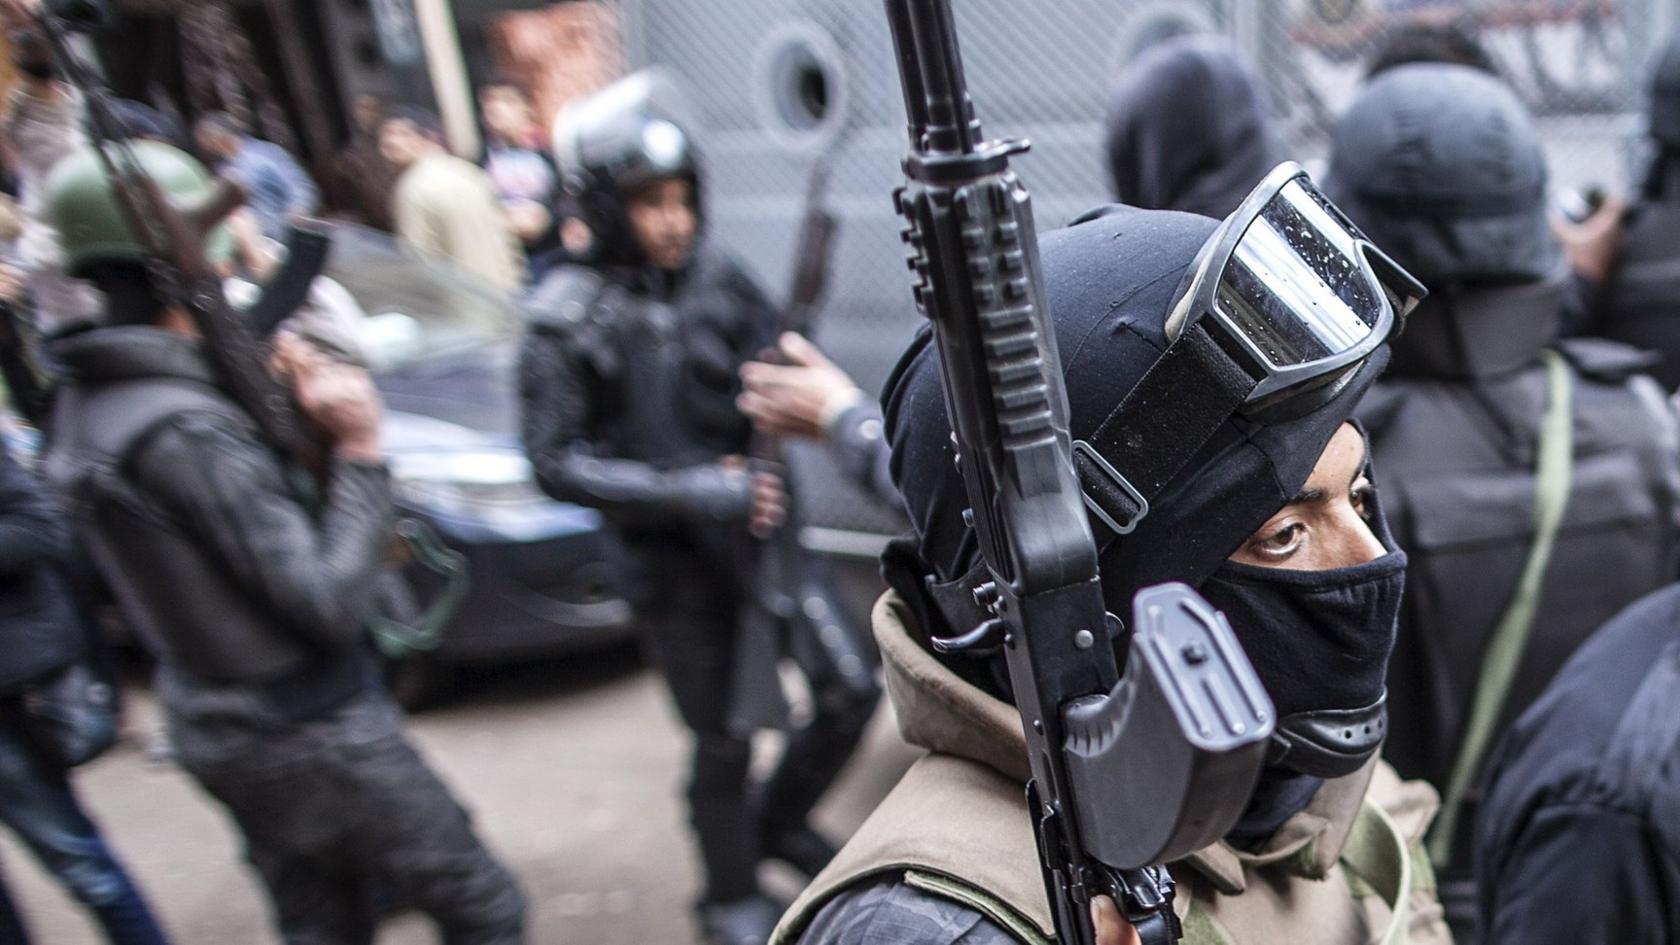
2;645;921;944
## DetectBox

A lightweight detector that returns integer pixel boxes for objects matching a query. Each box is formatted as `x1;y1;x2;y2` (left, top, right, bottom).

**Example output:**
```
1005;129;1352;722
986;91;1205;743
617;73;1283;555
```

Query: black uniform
1326;61;1680;937
1588;30;1680;389
519;252;878;909
1475;583;1680;944
1356;282;1680;893
43;326;524;945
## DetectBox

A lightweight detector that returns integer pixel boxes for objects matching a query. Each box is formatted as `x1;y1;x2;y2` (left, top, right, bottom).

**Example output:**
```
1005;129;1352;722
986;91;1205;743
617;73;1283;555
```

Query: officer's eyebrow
1287;441;1371;506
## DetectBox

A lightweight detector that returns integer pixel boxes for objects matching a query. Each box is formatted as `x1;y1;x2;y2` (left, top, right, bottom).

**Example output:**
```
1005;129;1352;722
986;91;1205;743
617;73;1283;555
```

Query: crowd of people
0;0;1674;943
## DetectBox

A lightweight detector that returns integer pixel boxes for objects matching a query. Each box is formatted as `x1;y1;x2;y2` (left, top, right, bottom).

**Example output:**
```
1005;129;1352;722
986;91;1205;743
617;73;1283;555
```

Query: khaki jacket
774;591;1453;945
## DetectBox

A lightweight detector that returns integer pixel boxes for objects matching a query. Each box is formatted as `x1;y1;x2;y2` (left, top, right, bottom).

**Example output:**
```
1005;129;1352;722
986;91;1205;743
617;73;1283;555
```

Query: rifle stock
881;2;1273;942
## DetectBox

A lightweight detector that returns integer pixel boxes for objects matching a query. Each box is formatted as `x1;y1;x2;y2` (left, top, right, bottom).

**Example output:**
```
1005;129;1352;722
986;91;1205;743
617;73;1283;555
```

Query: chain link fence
615;0;1680;543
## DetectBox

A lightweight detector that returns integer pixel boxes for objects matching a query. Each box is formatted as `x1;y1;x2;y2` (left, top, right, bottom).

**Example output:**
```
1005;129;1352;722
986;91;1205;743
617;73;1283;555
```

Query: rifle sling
1427;348;1575;866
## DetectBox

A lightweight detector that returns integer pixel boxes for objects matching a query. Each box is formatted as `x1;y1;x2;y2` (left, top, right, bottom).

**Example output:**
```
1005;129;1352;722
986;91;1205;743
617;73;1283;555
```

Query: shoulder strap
1339;801;1416;945
1428;348;1575;866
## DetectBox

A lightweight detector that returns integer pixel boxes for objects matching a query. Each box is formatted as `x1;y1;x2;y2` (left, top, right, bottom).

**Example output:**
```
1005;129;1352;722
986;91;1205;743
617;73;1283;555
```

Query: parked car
322;223;634;706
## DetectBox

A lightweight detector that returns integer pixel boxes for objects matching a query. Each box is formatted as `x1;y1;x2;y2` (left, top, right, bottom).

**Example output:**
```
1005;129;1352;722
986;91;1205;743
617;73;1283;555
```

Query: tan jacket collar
875;589;1379;894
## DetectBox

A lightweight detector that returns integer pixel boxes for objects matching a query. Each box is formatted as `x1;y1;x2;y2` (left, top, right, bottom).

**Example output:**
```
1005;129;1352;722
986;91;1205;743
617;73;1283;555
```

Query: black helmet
1323;63;1558;288
1653;28;1680;149
552;71;700;267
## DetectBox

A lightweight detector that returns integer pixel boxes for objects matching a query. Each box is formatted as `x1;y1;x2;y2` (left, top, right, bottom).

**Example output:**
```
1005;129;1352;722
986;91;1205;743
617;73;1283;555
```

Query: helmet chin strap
1265;692;1387;779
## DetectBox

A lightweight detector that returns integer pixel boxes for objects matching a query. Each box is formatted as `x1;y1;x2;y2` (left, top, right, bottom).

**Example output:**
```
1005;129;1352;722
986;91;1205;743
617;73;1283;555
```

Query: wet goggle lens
1215;179;1386;370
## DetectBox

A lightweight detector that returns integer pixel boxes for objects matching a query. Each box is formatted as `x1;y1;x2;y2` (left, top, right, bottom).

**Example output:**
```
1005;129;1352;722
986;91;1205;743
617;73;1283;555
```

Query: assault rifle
882;2;1274;942
34;5;331;468
727;132;849;732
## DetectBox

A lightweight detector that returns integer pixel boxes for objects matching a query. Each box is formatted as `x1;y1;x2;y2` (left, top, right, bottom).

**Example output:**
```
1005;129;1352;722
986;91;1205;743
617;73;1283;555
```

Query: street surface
2;646;920;944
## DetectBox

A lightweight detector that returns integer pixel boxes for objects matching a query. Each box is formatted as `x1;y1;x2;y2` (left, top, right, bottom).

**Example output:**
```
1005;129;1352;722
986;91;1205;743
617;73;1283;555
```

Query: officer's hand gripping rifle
882;3;1274;942
33;6;332;469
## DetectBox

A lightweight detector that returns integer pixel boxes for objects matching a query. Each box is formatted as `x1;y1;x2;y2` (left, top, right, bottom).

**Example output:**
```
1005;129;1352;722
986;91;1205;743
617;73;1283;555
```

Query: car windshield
308;223;523;372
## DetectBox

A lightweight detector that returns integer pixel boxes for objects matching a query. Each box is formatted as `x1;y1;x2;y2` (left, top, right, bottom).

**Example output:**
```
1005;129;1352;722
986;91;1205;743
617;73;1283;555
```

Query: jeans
0;721;169;945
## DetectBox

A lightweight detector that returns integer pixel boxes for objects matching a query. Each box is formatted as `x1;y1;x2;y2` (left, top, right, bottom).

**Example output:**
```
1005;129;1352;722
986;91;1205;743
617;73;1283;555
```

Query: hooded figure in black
773;199;1452;945
1588;28;1680;390
1326;62;1680;940
1103;37;1281;219
518;73;879;945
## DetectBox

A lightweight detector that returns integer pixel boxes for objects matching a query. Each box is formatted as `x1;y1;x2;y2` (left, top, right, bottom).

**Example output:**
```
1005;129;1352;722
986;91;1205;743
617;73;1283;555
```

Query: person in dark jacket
1474;582;1680;944
1325;62;1680;939
522;73;879;945
1103;36;1279;219
37;141;525;944
1586;28;1680;390
0;445;170;945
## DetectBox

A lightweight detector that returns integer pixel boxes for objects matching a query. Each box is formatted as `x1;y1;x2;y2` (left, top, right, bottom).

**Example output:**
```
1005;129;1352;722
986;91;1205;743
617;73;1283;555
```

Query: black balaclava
1199;466;1406;780
883;204;1399;795
1104;37;1280;220
1322;63;1559;289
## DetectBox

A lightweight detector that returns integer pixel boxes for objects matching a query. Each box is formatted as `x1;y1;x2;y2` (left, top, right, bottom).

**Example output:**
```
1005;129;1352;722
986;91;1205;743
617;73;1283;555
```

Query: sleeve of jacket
797;879;1021;945
828;401;902;510
0;447;66;577
132;411;393;652
518;325;751;526
1479;803;1674;944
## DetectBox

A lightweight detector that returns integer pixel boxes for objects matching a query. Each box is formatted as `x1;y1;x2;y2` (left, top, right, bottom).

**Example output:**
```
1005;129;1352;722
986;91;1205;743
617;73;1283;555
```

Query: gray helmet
1654;29;1680;148
552;71;700;266
1323;63;1558;288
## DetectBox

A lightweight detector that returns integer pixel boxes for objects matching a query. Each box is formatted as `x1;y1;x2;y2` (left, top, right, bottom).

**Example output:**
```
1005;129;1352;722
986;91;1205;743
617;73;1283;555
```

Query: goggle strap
1075;322;1255;539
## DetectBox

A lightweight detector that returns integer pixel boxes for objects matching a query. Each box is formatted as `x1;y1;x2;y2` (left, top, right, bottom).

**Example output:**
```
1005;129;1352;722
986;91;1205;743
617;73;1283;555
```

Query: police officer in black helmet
518;72;879;945
1325;62;1680;939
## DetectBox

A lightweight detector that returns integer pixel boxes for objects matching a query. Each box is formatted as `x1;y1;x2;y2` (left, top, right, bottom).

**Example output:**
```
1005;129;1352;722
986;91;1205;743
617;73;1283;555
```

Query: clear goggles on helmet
1074;162;1425;538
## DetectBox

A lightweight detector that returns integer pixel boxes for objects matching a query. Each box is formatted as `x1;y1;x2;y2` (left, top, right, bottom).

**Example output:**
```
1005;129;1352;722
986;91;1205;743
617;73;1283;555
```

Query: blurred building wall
621;0;1680;545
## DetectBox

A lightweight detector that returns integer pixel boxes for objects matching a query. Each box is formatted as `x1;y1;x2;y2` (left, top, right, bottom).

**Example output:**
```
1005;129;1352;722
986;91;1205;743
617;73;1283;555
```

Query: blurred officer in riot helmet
1325;62;1680;940
775;166;1451;945
520;72;879;945
37;141;526;943
1585;29;1680;390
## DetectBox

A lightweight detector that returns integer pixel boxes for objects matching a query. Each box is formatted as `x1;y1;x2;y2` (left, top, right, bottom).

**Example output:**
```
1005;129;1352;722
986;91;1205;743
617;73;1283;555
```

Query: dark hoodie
1104;38;1280;219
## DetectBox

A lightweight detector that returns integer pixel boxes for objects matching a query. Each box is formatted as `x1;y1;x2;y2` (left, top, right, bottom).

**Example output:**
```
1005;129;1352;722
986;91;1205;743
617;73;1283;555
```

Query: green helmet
42;141;235;278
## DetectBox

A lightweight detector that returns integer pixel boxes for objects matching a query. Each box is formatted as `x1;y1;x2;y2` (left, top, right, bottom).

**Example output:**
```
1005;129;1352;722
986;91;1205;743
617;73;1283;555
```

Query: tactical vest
523;259;753;472
44;374;324;682
1362;335;1680;895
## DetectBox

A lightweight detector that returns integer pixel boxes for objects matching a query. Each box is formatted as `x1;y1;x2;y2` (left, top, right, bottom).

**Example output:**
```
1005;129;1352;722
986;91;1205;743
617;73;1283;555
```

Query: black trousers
633;542;879;905
166;685;525;945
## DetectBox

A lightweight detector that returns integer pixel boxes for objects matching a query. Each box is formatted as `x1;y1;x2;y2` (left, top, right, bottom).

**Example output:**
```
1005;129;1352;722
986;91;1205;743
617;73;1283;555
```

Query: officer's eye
1351;481;1376;522
1250;522;1306;561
